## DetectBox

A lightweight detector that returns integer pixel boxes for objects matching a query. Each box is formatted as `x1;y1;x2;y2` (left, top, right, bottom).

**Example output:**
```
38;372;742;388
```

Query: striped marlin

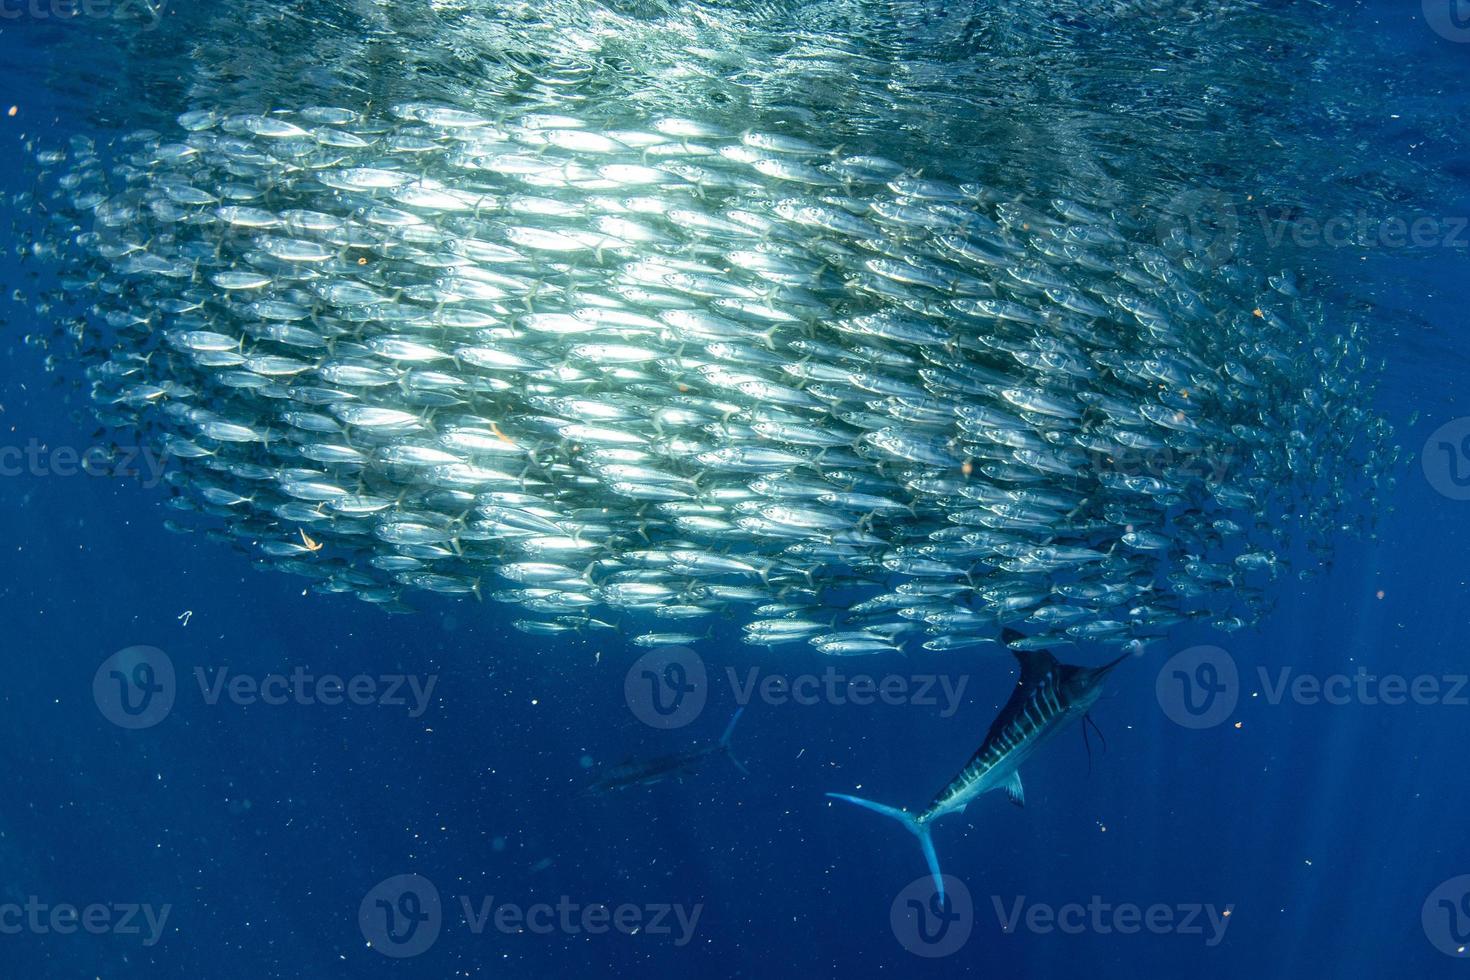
828;631;1136;899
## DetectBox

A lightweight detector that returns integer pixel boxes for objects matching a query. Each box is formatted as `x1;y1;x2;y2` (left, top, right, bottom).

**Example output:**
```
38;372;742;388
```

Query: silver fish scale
24;100;1395;646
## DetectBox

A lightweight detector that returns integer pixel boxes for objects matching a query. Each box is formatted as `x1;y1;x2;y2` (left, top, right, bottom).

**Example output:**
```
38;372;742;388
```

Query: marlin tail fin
826;793;943;901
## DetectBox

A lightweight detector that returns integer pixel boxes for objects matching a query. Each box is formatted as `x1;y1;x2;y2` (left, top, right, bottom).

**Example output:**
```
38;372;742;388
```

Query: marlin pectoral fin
1004;772;1025;808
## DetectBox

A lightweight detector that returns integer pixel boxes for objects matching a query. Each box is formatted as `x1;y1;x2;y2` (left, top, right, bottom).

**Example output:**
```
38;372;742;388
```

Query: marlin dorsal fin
1001;630;1061;684
1011;649;1060;685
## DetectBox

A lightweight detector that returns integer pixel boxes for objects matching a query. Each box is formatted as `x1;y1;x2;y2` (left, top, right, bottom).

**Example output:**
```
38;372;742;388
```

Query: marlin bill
828;632;1134;898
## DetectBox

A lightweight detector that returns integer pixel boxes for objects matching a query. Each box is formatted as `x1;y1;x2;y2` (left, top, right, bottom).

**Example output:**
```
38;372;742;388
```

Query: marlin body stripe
828;632;1135;898
927;652;1076;818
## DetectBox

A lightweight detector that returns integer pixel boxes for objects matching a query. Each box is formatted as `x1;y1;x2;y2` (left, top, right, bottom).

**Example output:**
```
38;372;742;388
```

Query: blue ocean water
3;2;1470;977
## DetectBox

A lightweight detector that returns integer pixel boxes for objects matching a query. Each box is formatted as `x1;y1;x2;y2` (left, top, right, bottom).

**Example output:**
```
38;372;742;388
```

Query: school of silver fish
8;0;1405;656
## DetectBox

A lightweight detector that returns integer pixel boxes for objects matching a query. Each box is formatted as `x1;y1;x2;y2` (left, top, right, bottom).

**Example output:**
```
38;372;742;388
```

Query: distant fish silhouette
582;707;748;795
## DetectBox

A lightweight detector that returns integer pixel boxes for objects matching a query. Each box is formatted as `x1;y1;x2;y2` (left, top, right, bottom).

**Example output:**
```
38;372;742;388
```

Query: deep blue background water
5;4;1470;977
